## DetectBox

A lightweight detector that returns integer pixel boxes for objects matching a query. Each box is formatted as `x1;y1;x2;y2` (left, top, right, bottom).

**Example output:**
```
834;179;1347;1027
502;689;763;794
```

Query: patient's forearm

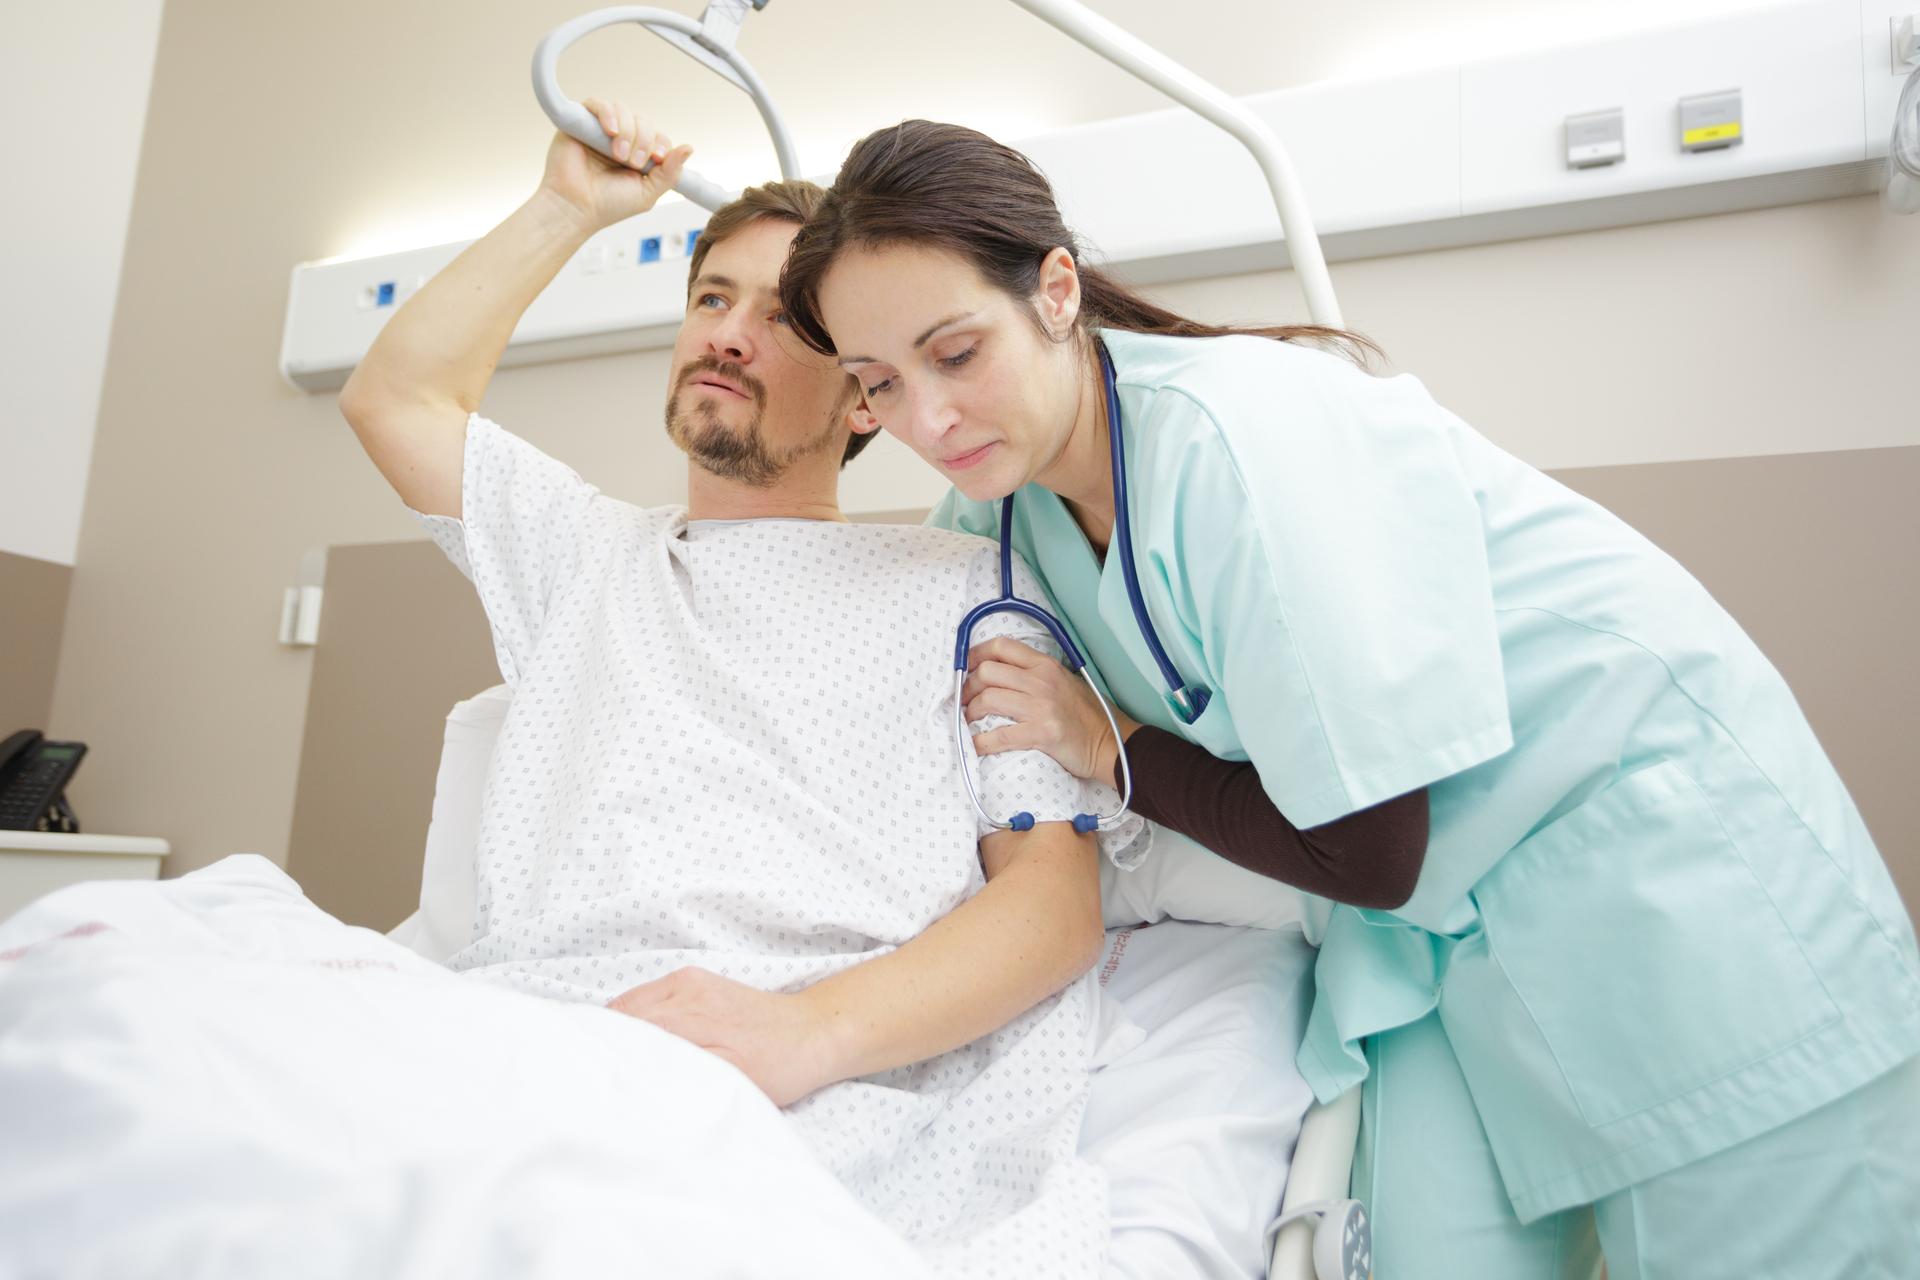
344;190;594;416
798;825;1103;1085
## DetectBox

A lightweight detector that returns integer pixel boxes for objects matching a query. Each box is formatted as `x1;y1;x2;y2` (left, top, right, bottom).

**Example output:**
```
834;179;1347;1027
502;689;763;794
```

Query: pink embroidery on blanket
1097;927;1133;987
308;957;400;972
0;920;115;963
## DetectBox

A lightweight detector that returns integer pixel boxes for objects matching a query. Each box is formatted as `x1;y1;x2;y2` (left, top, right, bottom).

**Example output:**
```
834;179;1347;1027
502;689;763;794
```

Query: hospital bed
389;686;1362;1278
524;3;1366;1274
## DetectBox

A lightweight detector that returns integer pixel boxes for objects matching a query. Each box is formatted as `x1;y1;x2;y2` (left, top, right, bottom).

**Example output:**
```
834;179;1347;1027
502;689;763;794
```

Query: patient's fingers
614;101;639;162
606;983;659;1015
582;96;608;134
606;968;688;1014
642;126;670;166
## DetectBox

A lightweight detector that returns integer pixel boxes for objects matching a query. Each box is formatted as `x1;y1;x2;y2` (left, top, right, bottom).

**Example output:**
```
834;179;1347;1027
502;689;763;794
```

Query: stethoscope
954;340;1214;835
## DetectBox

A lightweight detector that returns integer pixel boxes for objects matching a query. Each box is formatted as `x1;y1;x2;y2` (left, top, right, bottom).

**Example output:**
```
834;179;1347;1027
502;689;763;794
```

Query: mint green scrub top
928;328;1920;1221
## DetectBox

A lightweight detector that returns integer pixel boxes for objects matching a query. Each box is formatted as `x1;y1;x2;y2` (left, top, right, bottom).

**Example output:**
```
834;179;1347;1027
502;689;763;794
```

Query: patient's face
666;218;856;487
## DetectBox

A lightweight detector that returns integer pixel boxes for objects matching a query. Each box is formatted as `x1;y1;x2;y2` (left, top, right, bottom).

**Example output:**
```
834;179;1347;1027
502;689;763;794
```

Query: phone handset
0;729;87;833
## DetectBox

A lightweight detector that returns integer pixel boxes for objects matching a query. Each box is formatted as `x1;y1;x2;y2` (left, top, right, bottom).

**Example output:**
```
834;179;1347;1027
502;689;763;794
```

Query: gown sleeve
408;413;598;687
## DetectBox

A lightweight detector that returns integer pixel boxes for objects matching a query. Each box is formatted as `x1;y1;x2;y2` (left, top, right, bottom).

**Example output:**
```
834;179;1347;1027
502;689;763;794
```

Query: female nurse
777;119;1920;1276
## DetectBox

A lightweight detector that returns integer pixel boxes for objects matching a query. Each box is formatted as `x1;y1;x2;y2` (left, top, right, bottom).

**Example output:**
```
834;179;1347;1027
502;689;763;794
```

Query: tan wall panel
283;542;497;930
1555;445;1920;919
0;552;70;738
293;445;1917;931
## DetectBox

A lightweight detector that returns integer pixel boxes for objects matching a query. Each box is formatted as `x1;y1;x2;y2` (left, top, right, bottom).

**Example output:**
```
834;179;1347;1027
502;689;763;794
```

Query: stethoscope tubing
952;339;1203;835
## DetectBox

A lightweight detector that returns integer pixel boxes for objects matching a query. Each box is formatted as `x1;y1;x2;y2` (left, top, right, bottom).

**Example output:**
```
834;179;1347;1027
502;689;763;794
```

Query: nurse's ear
1032;246;1082;341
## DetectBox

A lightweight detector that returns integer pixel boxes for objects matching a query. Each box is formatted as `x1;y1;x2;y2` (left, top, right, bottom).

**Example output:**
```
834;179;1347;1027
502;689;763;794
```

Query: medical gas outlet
1679;89;1743;152
1565;108;1626;168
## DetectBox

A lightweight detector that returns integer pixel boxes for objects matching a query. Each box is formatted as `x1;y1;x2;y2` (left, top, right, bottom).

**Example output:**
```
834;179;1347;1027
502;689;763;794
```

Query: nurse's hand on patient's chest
964;637;1142;787
606;967;836;1108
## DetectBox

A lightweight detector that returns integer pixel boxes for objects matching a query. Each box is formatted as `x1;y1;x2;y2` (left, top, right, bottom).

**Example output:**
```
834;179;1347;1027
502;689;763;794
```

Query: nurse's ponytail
780;119;1379;367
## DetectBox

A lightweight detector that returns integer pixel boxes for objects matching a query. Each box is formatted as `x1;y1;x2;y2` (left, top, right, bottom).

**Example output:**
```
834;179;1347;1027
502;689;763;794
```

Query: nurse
778;119;1920;1275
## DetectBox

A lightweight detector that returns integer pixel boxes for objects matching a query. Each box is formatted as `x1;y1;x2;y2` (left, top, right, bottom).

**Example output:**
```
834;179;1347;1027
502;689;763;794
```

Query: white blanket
0;857;931;1280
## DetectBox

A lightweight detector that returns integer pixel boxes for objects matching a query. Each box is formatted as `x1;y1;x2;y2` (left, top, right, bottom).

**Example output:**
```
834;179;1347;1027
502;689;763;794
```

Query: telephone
0;730;87;833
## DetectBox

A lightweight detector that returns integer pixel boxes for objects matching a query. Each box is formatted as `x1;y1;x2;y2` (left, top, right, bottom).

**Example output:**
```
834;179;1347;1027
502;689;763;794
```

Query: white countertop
0;832;171;857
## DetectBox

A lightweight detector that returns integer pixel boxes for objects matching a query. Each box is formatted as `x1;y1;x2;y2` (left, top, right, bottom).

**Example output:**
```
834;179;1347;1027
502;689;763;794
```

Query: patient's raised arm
338;99;690;517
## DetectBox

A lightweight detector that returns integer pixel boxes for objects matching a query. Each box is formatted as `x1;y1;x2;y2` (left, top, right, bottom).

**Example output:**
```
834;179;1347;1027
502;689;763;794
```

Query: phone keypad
2;760;69;824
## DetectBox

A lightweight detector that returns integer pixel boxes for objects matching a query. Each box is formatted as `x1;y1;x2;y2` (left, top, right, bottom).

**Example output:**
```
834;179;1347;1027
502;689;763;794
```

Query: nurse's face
667;217;857;486
816;243;1081;502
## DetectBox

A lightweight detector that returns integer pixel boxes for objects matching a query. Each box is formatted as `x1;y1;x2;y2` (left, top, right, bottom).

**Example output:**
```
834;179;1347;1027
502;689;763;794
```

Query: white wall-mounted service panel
1460;0;1865;215
280;198;718;391
283;1;1895;392
1022;66;1462;281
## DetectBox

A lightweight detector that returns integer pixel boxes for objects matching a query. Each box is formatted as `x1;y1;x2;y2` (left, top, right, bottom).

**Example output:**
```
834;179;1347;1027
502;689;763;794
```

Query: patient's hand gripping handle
532;3;798;214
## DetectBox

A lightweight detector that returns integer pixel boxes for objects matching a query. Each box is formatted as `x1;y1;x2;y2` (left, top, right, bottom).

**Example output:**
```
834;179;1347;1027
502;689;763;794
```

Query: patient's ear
845;397;882;436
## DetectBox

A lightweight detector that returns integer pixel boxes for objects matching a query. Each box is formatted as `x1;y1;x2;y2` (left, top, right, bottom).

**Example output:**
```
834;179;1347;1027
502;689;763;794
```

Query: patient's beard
665;360;837;489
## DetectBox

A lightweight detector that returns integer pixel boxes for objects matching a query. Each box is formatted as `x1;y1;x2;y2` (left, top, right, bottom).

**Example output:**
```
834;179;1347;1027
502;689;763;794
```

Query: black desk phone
0;730;87;833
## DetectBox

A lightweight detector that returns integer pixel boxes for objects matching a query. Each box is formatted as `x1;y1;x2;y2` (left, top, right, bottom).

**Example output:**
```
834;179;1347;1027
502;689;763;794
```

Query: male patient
338;102;1144;1276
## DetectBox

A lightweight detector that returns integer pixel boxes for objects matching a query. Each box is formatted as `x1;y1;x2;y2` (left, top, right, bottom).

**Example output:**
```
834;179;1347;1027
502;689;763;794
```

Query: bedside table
0;832;171;921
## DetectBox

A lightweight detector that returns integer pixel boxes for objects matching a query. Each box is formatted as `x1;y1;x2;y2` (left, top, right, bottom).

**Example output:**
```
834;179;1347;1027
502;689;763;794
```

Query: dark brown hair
779;120;1378;371
688;179;876;467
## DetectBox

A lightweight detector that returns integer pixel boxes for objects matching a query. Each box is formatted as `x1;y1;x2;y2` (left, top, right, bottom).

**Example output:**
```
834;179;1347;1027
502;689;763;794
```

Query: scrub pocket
1471;761;1839;1128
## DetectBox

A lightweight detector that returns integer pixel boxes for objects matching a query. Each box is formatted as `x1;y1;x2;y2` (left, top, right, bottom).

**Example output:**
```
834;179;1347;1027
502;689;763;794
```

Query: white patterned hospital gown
413;416;1149;1277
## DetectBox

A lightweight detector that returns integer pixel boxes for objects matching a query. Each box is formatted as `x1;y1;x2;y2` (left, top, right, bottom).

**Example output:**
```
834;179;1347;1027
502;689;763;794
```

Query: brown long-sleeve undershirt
1119;725;1428;911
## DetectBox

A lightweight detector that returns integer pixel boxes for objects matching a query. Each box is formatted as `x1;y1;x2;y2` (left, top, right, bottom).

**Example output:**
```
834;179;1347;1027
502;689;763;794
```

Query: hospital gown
413;415;1147;1278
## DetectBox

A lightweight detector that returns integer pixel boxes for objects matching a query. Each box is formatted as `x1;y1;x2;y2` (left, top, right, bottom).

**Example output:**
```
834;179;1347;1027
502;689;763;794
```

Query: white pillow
397;686;1316;955
400;685;511;963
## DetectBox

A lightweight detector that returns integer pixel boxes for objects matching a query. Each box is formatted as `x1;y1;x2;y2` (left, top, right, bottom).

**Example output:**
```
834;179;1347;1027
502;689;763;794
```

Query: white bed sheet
1086;922;1316;1280
0;857;932;1280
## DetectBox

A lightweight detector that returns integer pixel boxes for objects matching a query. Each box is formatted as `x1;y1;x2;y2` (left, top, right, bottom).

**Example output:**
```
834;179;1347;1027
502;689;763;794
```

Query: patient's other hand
607;967;837;1108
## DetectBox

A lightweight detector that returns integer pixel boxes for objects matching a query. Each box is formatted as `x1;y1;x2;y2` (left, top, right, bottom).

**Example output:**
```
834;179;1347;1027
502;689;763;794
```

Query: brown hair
780;120;1379;371
688;179;876;467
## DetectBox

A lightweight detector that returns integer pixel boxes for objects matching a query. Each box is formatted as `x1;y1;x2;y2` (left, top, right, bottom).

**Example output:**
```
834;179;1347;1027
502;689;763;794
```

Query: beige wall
52;0;1920;872
1;0;165;566
0;553;70;737
283;540;496;930
286;445;1920;933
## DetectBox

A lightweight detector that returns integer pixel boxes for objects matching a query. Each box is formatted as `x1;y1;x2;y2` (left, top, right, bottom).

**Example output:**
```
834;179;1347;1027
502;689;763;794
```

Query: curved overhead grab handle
1888;63;1920;215
532;3;798;214
1005;0;1343;328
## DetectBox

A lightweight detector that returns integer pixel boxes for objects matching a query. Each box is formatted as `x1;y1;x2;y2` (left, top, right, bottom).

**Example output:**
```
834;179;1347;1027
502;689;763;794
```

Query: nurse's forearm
797;824;1103;1084
345;190;596;416
1120;725;1429;910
